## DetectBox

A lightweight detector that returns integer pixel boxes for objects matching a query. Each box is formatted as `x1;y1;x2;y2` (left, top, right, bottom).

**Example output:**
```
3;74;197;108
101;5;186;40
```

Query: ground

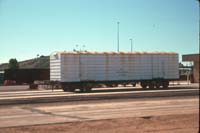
0;113;198;133
0;83;199;133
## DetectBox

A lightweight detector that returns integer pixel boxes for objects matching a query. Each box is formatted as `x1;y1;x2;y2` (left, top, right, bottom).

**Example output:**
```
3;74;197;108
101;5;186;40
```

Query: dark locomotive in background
3;69;50;85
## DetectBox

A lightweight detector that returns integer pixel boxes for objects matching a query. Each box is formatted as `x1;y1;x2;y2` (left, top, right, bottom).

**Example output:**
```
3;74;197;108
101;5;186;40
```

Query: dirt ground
0;113;198;133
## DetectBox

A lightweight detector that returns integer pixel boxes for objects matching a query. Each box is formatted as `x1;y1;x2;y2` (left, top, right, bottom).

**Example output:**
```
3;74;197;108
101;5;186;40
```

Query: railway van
50;51;179;92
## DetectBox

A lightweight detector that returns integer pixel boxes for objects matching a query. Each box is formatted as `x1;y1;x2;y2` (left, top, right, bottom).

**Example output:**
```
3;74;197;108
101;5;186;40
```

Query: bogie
141;80;169;89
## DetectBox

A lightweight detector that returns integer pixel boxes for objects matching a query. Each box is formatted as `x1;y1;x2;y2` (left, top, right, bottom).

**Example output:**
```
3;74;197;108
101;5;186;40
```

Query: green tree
8;58;19;69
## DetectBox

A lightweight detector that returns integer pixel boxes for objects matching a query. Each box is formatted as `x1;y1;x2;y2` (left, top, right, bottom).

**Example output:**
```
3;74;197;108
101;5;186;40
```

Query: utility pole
76;44;79;52
129;38;133;52
117;21;120;52
82;45;85;52
198;0;200;51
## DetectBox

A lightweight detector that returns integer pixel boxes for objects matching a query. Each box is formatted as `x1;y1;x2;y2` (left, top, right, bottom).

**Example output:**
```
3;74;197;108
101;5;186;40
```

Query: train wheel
141;82;147;89
132;83;136;87
79;88;91;93
62;84;70;92
163;81;169;88
111;84;118;87
85;88;92;92
148;84;154;89
80;88;84;93
63;87;69;92
123;84;127;87
69;88;75;92
155;84;160;89
141;84;147;88
155;82;161;89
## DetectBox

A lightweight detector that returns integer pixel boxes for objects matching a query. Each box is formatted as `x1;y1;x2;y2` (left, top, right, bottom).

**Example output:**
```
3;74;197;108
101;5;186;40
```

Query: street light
117;21;120;52
129;38;133;52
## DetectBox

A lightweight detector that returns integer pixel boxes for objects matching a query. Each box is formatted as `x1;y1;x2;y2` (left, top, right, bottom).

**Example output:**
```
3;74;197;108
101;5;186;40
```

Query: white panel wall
50;52;179;82
61;54;80;82
50;53;61;81
166;54;179;79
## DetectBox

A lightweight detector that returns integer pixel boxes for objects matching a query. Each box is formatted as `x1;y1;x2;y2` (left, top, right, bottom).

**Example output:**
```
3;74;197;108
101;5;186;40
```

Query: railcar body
50;51;179;92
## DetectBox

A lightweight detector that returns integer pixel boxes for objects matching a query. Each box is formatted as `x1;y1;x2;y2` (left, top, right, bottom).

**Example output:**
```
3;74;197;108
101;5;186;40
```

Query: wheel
141;82;147;88
132;83;136;87
155;82;161;89
63;87;69;92
69;88;75;92
113;84;118;87
85;88;92;92
141;84;147;88
29;84;38;89
85;83;93;92
105;83;112;87
123;84;127;87
155;84;160;89
163;81;169;88
79;88;91;93
148;84;154;89
62;84;70;92
80;88;84;93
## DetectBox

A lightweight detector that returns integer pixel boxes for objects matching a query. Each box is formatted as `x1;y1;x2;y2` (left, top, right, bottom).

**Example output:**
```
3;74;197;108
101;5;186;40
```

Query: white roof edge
51;51;178;55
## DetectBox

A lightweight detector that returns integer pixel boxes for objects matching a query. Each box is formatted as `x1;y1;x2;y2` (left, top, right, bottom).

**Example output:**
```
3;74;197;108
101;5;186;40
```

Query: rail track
0;85;198;105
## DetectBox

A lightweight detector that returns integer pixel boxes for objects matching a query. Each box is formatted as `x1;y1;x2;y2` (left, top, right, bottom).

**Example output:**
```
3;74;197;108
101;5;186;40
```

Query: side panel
136;54;152;80
152;54;179;79
80;54;132;81
50;53;61;81
61;54;80;82
79;54;154;81
166;54;179;79
80;54;102;81
78;53;179;82
152;54;162;79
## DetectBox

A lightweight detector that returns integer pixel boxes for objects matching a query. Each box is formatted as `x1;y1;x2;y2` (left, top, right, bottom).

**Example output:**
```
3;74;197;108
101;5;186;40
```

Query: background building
182;54;199;83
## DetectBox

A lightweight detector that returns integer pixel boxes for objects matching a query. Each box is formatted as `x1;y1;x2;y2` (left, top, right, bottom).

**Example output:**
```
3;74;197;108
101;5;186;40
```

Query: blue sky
0;0;199;64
